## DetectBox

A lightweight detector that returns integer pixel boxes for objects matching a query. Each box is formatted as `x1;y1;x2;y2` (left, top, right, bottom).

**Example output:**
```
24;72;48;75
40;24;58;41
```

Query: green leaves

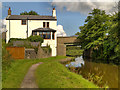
28;35;43;43
20;10;39;15
77;8;120;65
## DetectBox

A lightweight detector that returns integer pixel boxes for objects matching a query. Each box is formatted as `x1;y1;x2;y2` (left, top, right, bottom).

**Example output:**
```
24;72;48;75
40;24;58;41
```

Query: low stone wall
37;45;51;58
25;49;37;59
13;41;40;47
25;46;51;59
6;41;51;59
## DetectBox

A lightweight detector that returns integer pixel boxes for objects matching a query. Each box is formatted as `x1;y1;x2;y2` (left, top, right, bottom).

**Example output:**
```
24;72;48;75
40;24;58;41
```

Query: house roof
6;15;57;20
32;28;56;32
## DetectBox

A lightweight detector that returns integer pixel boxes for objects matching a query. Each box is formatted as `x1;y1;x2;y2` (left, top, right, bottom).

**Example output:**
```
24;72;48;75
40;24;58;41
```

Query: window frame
39;31;51;39
43;22;49;28
21;20;26;25
43;22;45;28
47;22;49;28
52;32;55;40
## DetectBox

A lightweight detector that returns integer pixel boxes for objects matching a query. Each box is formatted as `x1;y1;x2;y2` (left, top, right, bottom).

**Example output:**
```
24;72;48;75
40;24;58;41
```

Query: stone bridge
57;36;80;56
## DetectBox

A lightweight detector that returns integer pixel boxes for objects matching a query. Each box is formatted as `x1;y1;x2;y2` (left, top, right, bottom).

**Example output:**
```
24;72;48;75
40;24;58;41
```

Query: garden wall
13;41;40;47
25;46;51;59
25;49;37;59
37;46;51;58
6;46;51;59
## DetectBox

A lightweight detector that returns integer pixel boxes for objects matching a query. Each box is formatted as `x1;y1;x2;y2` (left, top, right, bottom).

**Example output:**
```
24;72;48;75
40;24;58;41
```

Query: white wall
6;19;57;56
28;20;57;37
41;39;57;56
6;20;27;43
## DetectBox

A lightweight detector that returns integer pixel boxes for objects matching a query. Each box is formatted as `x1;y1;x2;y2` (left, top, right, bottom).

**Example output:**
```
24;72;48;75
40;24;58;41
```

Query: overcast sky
0;0;119;36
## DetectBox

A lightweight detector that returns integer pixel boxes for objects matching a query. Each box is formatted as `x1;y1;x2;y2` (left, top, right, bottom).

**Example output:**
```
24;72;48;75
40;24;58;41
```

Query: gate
6;47;25;59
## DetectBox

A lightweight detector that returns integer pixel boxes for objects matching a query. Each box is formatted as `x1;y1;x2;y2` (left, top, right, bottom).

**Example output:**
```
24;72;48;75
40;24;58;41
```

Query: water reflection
66;56;84;67
65;56;118;88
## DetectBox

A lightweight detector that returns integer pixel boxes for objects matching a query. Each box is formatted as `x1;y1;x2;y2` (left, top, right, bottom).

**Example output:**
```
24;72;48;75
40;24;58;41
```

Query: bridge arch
57;36;80;56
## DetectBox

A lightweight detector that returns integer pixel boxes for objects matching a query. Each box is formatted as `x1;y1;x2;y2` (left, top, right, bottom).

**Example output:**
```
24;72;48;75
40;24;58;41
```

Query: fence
6;47;25;59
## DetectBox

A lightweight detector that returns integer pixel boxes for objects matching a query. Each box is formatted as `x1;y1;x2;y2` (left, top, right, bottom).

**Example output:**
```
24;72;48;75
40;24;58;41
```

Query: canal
65;56;118;88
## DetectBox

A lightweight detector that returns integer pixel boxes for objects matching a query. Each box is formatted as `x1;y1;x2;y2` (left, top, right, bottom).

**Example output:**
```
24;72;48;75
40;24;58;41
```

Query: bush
2;40;14;81
42;45;51;54
28;35;43;44
8;38;27;43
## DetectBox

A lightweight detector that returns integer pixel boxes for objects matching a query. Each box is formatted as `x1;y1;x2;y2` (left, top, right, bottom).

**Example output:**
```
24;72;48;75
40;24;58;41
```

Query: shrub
28;35;43;44
2;40;14;81
42;45;51;54
8;38;27;43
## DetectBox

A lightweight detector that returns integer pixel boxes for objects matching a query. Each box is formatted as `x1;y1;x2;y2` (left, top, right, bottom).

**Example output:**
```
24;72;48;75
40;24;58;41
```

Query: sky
1;1;118;36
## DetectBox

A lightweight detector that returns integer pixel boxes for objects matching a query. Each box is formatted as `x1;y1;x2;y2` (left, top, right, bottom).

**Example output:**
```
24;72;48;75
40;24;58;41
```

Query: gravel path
20;62;43;88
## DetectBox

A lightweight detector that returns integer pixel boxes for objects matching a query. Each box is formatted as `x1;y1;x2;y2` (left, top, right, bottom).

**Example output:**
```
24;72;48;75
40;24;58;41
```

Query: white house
6;7;57;56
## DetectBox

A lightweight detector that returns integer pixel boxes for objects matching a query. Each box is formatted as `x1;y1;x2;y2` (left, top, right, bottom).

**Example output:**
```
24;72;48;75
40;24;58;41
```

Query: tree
75;32;80;35
77;8;120;65
78;9;110;50
20;10;39;15
103;12;120;64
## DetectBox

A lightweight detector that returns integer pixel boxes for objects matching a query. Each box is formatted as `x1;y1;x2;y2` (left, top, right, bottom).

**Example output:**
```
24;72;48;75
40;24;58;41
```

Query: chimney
8;7;11;15
52;8;56;19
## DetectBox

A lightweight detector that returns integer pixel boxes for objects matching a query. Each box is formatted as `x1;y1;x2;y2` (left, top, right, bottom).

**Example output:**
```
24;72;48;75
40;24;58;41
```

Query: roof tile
6;15;57;20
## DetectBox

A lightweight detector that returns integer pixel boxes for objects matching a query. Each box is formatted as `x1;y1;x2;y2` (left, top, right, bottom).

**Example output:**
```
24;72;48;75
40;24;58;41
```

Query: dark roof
32;28;56;32
6;15;57;20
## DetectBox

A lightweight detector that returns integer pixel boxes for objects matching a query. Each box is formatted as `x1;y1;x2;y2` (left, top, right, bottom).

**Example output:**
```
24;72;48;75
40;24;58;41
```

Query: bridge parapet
57;36;80;56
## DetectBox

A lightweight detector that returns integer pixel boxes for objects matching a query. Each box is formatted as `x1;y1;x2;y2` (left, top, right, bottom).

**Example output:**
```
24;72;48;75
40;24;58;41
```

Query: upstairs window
22;20;26;25
43;22;45;28
47;22;49;28
43;22;49;28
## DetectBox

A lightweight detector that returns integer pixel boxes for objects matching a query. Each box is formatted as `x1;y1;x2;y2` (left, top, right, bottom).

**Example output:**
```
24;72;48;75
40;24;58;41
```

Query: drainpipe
9;20;10;40
27;17;28;38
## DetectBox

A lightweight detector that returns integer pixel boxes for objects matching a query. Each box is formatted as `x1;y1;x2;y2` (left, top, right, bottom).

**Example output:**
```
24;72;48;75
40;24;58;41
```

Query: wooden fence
6;47;25;59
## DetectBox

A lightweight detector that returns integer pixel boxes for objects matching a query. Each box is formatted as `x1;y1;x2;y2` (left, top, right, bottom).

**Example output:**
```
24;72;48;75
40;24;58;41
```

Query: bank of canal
64;56;118;88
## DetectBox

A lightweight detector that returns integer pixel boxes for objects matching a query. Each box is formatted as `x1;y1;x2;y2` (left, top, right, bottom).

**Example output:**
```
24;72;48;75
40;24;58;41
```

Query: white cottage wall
6;19;57;56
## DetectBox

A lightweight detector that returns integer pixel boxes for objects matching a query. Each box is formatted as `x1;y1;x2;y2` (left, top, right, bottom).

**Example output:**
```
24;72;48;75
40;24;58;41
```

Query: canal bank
64;56;118;88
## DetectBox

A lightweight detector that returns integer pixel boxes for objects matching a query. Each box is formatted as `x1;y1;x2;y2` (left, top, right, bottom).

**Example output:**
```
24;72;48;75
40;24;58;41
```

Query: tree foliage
28;35;43;43
20;10;39;15
77;9;120;65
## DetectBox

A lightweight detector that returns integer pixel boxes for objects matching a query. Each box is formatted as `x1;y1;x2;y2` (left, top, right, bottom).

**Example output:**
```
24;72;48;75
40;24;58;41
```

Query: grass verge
2;56;67;88
35;58;98;88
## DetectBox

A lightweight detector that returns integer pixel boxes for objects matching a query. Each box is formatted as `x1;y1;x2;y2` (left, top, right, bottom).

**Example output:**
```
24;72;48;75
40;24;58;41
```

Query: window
32;32;37;36
52;32;55;39
39;32;51;39
43;22;45;28
22;20;26;25
47;32;50;39
34;32;37;35
47;22;49;28
39;32;43;37
43;32;46;39
43;22;49;28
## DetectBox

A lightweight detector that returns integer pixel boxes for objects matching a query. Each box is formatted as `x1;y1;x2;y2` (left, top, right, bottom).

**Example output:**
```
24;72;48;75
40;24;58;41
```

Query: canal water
65;56;118;88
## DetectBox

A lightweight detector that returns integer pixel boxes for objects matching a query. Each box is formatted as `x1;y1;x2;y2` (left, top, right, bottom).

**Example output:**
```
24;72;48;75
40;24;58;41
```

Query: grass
35;57;98;88
66;49;84;56
66;46;84;56
2;56;67;88
2;56;97;88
